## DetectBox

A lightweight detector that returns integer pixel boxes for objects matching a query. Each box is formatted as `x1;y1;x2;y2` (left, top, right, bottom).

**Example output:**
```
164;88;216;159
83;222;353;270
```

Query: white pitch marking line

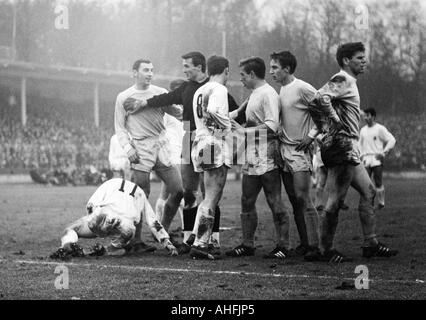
1;259;424;285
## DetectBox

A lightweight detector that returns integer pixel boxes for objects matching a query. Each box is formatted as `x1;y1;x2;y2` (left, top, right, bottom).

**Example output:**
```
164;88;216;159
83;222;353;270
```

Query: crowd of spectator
0;108;114;185
379;113;426;171
0;103;425;186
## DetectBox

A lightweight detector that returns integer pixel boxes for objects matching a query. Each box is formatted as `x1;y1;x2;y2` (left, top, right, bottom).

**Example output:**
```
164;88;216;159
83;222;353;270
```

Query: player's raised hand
296;136;314;152
127;147;139;164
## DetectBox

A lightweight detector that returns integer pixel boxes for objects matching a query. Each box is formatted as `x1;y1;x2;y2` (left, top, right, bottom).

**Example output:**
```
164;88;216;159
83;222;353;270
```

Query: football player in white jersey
269;51;321;258
189;55;231;260
359;108;396;209
114;59;184;249
50;178;178;260
306;42;398;262
226;57;290;260
121;53;225;252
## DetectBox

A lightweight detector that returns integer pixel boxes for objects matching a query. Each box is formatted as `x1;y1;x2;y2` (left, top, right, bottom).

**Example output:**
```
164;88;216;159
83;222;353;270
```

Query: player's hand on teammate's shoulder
123;97;147;114
123;97;137;112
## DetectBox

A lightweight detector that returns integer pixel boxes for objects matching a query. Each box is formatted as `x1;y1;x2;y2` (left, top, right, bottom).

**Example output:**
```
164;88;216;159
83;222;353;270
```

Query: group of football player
51;42;398;263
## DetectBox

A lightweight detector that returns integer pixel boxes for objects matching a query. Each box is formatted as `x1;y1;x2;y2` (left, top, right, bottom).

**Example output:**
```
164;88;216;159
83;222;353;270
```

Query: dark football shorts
320;134;360;168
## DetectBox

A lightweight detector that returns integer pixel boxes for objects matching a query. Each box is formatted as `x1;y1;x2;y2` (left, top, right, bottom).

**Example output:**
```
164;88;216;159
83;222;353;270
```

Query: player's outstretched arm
123;97;147;114
124;83;185;114
229;97;248;120
163;104;183;120
50;218;90;260
141;198;178;256
62;217;97;247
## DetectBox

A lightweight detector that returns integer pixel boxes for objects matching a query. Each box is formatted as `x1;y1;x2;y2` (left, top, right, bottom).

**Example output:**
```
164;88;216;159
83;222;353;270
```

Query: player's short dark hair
207;55;229;76
364;107;376;117
336;42;365;68
239;57;266;79
181;51;206;73
169;79;185;91
270;51;297;74
132;59;152;71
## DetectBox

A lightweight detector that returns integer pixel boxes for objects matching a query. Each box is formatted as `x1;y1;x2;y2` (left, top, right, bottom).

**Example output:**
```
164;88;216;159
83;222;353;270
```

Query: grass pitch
0;178;425;300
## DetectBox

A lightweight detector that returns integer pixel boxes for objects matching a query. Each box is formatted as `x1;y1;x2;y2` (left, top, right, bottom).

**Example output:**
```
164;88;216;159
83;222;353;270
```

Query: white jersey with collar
359;123;396;156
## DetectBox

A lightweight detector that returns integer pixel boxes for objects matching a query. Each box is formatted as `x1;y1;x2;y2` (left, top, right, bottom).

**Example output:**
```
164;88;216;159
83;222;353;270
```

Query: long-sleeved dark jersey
146;79;244;131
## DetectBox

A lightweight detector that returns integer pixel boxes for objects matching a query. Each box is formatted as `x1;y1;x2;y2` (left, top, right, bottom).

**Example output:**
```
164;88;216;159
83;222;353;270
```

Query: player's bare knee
361;183;376;201
170;189;184;203
241;210;257;219
266;195;284;213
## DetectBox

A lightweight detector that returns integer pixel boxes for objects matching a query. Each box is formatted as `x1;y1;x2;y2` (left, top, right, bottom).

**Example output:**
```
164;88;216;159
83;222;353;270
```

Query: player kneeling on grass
50;178;178;260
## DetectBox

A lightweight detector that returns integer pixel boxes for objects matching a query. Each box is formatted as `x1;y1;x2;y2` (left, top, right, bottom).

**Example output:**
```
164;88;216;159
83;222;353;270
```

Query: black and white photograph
0;0;425;305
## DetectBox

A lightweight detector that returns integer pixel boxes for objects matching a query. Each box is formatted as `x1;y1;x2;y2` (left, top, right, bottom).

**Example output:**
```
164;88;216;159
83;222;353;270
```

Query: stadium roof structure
0;59;243;127
0;59;242;86
0;59;168;86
